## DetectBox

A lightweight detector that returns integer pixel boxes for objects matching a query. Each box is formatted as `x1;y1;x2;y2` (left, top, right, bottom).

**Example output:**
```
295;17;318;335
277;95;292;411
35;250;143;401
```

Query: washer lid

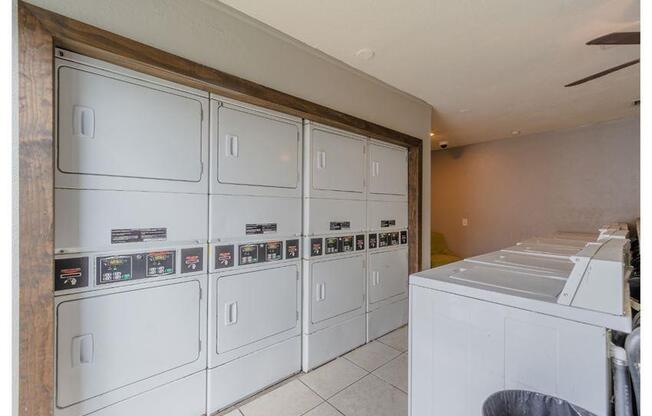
466;251;574;279
501;242;584;259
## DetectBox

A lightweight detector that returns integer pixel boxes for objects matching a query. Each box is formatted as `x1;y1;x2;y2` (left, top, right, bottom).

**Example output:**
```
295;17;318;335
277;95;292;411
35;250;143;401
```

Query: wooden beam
21;1;421;148
18;4;55;416
408;143;423;273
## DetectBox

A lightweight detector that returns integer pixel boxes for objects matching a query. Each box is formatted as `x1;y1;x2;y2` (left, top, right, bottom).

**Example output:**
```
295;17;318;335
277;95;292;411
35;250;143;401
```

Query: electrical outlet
462;218;469;227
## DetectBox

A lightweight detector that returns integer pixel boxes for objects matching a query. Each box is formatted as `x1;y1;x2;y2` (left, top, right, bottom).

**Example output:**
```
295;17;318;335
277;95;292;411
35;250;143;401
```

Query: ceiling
218;0;640;148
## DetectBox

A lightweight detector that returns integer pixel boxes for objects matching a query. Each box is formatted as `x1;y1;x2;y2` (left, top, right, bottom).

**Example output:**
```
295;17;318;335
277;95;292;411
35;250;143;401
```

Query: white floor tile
304;402;343;416
220;409;243;416
343;341;401;372
239;379;322;416
329;374;408;416
377;325;408;352
299;358;368;399
372;353;408;392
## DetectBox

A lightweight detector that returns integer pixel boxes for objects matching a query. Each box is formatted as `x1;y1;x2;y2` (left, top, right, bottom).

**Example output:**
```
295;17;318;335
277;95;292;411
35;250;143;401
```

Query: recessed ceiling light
355;48;375;60
511;130;521;135
429;132;435;137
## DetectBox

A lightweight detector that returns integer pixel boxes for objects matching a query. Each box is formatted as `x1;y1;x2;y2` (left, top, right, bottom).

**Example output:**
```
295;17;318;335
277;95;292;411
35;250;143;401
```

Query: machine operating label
216;245;234;269
246;223;277;235
381;220;396;228
356;234;365;251
111;227;167;244
181;247;203;273
329;221;351;231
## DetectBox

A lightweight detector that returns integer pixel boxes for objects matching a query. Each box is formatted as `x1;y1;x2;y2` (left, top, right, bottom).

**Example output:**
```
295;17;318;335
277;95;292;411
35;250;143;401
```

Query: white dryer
301;122;368;371
207;98;303;412
366;139;409;341
409;238;632;416
54;49;209;416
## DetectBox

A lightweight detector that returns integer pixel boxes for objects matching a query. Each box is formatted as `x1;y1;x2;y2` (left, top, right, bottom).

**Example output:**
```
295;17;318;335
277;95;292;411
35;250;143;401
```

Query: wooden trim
18;4;55;416
17;2;425;414
407;143;423;274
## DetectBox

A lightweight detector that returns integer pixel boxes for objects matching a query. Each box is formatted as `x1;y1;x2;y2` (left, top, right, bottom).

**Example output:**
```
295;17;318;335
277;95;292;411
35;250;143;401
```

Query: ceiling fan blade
587;32;640;45
565;59;639;87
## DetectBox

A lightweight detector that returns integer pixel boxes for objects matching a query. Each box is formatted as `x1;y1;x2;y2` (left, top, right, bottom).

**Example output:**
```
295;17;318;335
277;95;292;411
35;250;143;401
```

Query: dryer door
56;280;202;408
368;143;407;196
216;104;300;189
216;265;299;353
368;249;409;306
311;128;365;194
310;255;365;326
57;64;205;183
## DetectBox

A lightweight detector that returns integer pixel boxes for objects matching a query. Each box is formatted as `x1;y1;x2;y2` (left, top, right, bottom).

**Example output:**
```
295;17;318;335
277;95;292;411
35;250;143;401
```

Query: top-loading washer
409;237;632;416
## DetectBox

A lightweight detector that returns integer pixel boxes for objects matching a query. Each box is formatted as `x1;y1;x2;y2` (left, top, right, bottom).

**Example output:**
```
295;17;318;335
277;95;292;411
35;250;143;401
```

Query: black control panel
311;238;323;256
96;249;177;285
286;239;300;259
55;257;89;291
181;247;203;273
368;233;377;249
216;245;235;269
238;241;284;266
322;235;355;255
379;232;400;248
356;234;365;251
368;231;407;250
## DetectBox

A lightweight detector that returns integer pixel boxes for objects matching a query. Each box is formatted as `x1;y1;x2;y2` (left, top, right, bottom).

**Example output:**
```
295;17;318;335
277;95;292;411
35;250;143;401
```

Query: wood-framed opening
17;2;424;415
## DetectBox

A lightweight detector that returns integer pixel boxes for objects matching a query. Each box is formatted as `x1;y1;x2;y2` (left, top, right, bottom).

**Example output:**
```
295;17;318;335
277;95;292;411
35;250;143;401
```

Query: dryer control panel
308;235;365;257
214;239;300;269
97;249;176;285
368;231;408;250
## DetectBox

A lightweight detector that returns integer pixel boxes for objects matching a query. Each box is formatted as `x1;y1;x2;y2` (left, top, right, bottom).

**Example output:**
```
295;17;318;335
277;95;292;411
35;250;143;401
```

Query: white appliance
54;50;209;416
366;140;409;341
409;238;632;416
206;98;302;412
301;122;367;371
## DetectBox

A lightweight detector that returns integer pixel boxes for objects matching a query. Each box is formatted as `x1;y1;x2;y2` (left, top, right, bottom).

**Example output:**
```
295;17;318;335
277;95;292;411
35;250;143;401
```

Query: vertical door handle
371;161;380;177
71;334;94;367
370;271;377;286
225;302;238;325
316;283;325;301
73;106;95;139
226;134;239;157
317;151;326;169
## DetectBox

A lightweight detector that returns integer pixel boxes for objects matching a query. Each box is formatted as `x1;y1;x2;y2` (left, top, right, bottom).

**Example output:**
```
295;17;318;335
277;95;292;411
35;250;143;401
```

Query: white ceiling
218;0;640;147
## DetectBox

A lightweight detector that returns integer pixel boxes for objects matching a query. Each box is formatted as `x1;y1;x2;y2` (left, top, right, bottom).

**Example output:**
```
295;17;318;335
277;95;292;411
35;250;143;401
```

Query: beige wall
24;0;434;267
431;117;640;258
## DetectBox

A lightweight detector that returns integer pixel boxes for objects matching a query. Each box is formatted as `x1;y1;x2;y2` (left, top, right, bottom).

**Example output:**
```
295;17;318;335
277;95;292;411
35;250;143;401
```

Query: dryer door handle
71;334;94;367
225;302;238;325
226;134;239;158
316;283;326;301
317;151;326;169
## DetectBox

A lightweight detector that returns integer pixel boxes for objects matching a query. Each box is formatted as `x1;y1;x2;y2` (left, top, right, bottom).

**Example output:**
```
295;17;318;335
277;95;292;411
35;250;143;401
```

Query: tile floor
217;325;408;416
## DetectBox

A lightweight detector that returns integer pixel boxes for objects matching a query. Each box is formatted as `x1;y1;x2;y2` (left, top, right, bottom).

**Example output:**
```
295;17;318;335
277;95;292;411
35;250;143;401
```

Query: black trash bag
482;390;597;416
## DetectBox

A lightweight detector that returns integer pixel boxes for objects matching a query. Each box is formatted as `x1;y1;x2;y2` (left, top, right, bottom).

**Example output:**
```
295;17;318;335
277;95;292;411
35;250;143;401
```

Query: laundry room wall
431;116;640;258
23;0;433;269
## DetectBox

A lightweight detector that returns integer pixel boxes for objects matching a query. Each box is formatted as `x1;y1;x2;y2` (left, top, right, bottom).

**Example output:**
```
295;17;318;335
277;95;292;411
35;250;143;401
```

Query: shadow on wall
430;231;461;267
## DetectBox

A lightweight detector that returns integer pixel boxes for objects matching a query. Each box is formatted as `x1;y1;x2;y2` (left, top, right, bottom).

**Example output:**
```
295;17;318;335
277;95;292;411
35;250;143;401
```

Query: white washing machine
409;238;632;416
54;50;209;416
366;139;409;341
301;122;368;371
207;98;303;412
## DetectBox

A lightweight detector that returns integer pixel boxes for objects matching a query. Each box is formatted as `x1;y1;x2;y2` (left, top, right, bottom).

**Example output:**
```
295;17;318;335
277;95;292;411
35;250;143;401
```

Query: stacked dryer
53;50;208;416
366;140;410;341
206;98;303;412
301;122;368;371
